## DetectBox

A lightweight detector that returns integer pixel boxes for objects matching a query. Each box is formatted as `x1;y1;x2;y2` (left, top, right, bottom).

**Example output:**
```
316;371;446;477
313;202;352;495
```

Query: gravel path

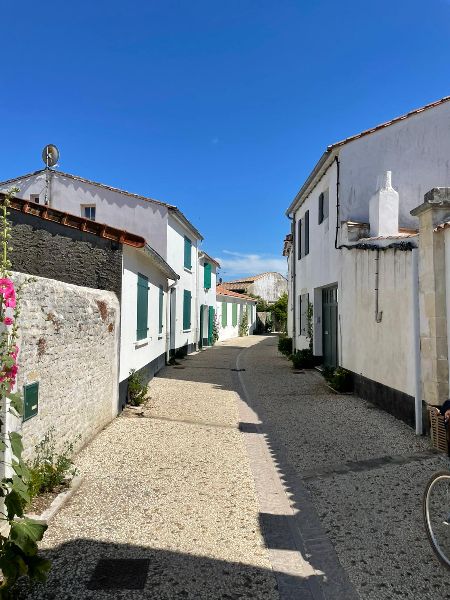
19;340;279;599
240;335;450;600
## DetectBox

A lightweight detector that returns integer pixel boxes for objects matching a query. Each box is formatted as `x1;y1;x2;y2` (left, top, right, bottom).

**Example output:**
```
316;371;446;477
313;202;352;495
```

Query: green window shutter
23;382;39;421
184;236;192;269
204;262;212;289
222;302;227;327
183;290;192;330
305;210;310;255
232;303;238;326
208;306;215;344
136;273;149;341
159;285;164;334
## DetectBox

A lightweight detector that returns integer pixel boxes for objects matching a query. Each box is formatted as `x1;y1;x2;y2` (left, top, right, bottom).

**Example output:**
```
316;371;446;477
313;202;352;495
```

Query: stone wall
9;210;122;298
13;272;120;460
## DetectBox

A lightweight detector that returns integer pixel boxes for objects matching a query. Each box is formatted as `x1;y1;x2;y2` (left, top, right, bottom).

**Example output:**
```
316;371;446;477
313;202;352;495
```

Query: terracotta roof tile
216;285;256;301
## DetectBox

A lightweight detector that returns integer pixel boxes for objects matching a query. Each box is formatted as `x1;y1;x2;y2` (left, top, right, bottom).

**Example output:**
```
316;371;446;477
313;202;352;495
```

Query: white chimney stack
369;171;399;237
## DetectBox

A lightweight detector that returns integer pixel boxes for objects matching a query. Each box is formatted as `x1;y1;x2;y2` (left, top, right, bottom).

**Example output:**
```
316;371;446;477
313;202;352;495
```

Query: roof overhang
141;244;179;281
169;207;203;241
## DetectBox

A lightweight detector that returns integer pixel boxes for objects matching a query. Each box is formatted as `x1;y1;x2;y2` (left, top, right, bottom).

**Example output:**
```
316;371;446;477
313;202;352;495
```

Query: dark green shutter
222;302;227;327
232;303;238;326
159;285;164;334
319;193;324;224
204;262;212;289
23;382;39;421
183;290;192;330
184;236;192;269
297;218;302;260
208;306;215;345
136;273;149;340
305;211;310;255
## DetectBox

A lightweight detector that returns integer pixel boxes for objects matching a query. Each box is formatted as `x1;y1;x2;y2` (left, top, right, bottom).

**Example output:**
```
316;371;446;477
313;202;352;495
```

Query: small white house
197;251;219;348
119;243;179;408
216;285;257;341
0;169;203;357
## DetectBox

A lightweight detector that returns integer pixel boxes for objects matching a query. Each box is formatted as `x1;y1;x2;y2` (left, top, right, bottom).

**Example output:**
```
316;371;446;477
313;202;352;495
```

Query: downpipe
412;248;423;435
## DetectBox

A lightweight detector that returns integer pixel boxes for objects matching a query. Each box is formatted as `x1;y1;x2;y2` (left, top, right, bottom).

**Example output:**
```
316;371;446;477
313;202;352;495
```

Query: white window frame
81;205;96;221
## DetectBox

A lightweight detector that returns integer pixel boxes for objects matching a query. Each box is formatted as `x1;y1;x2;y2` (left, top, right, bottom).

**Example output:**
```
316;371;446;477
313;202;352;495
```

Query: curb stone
26;476;84;524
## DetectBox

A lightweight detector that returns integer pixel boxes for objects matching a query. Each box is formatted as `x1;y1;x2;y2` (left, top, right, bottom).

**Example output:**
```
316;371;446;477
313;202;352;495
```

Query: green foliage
277;335;292;356
239;307;249;337
323;366;353;392
306;301;313;349
27;428;79;500
290;348;315;369
212;314;220;345
127;369;148;406
174;347;187;359
271;293;288;333
0;189;51;596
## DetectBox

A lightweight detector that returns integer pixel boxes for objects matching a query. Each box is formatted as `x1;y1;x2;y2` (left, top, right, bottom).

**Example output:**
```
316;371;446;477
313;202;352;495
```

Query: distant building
216;286;257;341
220;272;287;303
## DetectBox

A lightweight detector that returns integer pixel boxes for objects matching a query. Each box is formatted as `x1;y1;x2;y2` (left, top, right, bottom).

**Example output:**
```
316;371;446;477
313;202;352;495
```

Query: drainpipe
412;247;422;435
288;214;296;347
374;249;383;323
165;280;177;362
334;156;340;249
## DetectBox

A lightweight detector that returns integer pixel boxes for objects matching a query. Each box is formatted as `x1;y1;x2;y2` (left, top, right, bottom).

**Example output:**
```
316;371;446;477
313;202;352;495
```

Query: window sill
184;267;192;274
135;338;150;348
158;335;163;340
183;329;191;333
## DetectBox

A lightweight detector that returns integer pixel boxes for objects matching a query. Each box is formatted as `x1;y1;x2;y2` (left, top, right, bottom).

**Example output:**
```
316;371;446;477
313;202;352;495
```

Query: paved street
20;335;450;599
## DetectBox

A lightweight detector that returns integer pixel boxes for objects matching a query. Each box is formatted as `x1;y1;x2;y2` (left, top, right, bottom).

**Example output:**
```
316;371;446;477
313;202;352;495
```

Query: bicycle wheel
423;470;450;568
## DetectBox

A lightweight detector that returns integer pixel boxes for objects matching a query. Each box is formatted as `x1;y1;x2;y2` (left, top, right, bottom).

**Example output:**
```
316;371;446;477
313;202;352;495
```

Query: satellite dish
42;144;59;168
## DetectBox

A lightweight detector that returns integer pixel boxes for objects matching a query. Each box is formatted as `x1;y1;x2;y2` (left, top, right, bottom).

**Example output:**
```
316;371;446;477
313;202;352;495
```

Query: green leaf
12;460;30;482
2;357;14;369
8;432;23;460
4;489;24;519
9;518;47;556
8;392;22;416
0;439;5;452
11;475;30;503
0;550;27;583
26;554;51;582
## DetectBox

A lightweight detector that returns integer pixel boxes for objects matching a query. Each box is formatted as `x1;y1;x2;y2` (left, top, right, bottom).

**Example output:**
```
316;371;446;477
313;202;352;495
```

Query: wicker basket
429;406;449;454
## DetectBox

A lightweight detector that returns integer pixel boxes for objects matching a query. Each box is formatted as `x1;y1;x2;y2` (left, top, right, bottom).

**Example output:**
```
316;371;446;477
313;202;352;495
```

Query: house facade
285;95;450;428
198;251;219;348
216;285;257;341
221;272;287;303
0;169;203;357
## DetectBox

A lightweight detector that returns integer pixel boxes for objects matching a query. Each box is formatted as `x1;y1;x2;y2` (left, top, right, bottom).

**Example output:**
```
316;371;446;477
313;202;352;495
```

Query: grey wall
9;211;122;297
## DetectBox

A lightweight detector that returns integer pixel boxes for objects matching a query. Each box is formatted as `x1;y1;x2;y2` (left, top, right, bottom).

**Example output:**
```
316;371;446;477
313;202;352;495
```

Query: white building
285;95;450;428
197;251;220;348
220;272;287;303
0;169;203;357
216;285;257;341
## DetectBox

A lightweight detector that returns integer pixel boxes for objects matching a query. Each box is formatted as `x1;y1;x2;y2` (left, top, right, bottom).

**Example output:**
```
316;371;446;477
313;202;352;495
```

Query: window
183;290;192;330
222;302;228;327
232;303;238;326
159;286;164;334
184;236;192;269
136;273;149;341
23;382;39;421
318;190;329;224
83;205;96;221
204;262;212;289
299;293;309;336
304;210;310;256
30;194;40;204
297;218;302;260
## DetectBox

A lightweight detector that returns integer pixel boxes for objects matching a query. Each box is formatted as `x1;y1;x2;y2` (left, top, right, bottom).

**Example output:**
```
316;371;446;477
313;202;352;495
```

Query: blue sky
1;1;450;279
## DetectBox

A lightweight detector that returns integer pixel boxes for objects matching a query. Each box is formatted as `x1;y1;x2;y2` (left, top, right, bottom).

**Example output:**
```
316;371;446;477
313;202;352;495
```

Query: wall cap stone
411;188;450;217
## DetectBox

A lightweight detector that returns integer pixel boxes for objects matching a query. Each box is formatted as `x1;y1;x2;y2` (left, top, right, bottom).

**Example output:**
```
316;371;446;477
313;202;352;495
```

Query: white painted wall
250;273;287;302
216;296;257;341
167;214;199;351
0;172;169;258
120;245;168;382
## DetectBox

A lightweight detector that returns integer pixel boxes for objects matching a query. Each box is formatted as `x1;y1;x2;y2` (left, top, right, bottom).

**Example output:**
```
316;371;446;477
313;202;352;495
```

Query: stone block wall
13;272;120;460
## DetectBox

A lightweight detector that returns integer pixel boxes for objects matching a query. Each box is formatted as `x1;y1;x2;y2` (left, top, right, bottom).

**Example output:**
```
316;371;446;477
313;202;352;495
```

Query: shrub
174;346;187;359
127;369;148;406
278;336;293;356
27;428;79;500
290;348;315;369
323;366;353;392
239;308;249;337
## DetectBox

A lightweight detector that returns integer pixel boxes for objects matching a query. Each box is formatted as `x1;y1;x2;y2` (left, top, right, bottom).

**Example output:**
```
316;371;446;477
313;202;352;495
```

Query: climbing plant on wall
239;307;249;337
0;189;50;597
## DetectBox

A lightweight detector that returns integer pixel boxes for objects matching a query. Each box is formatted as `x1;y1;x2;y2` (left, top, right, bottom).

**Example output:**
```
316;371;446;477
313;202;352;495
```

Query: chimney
369;171;399;237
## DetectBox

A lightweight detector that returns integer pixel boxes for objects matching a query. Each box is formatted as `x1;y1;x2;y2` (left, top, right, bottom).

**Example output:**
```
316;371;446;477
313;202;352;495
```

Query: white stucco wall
120;246;168;382
167;214;200;351
340;248;415;396
250;273;287;302
216;296;256;341
14;272;120;460
0;172;169;258
339;101;450;229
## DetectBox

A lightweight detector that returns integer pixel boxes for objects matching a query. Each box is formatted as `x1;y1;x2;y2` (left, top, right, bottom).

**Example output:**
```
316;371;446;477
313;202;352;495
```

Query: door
322;286;338;368
208;306;215;346
199;305;204;348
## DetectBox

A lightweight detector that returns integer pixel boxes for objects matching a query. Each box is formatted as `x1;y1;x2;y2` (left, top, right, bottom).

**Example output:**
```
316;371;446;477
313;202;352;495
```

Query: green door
199;305;204;348
322;286;338;368
208;306;215;346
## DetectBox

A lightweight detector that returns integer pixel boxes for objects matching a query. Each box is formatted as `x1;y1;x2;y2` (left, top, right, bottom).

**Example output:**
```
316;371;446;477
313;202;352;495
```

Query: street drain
231;368;246;372
292;370;305;374
173;366;185;369
87;559;150;590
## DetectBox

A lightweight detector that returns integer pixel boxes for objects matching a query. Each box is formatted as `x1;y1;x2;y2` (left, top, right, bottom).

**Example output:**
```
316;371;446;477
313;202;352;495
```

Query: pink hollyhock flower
3;317;13;326
0;278;16;309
